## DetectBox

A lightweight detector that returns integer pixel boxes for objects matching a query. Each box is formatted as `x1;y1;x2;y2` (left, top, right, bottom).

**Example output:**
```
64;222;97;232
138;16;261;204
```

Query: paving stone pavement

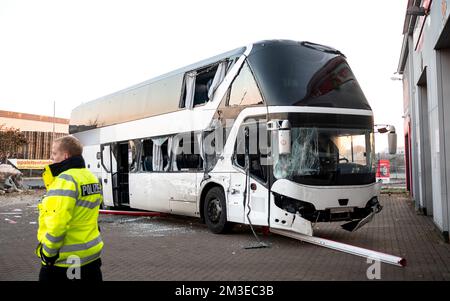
1;190;449;281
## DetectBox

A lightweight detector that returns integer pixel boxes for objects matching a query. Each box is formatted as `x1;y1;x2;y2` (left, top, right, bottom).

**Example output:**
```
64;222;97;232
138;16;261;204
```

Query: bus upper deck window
180;61;227;109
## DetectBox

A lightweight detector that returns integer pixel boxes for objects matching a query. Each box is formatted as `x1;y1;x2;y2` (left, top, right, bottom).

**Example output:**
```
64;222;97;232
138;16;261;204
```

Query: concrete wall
437;48;450;235
400;0;450;239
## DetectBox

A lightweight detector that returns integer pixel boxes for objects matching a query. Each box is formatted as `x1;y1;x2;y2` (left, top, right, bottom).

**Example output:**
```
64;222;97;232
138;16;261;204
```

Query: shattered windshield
272;114;375;186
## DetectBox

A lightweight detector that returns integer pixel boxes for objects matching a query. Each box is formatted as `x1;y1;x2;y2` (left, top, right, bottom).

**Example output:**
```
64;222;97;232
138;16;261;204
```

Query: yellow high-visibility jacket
36;156;103;268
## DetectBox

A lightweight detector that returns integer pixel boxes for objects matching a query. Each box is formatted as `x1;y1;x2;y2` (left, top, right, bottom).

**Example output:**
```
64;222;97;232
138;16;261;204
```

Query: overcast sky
0;0;408;150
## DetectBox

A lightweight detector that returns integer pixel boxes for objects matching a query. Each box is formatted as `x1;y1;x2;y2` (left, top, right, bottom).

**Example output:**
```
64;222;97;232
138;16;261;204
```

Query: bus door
114;142;130;206
229;120;269;226
100;144;115;207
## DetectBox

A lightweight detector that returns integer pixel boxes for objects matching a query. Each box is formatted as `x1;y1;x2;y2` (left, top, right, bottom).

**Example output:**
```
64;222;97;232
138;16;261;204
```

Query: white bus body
71;40;381;236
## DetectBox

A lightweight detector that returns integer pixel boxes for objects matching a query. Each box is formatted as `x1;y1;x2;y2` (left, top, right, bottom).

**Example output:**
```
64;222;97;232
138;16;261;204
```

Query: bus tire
204;186;231;234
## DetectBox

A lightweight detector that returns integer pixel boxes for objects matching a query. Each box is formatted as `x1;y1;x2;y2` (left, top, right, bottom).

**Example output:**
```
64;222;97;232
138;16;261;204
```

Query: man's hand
38;243;59;266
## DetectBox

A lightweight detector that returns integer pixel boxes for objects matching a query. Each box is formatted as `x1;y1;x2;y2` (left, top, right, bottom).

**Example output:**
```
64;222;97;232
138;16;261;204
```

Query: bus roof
77;46;246;107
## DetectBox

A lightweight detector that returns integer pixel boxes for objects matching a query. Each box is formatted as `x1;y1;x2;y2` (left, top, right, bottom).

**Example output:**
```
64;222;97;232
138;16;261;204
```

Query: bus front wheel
204;187;231;234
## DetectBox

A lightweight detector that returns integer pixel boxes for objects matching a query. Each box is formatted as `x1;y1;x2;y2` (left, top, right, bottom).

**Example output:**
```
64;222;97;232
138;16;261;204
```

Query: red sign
376;160;390;179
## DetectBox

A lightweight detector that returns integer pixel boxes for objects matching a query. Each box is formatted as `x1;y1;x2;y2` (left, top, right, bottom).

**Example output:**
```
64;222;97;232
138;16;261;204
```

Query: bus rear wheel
204;187;231;234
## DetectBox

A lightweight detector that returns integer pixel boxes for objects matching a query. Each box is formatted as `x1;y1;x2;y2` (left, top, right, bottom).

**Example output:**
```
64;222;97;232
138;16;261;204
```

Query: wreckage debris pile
0;164;25;194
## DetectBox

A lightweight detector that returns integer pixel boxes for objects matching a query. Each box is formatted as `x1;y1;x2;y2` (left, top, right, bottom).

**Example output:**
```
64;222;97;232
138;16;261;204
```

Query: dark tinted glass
247;42;371;110
194;66;218;106
175;132;203;171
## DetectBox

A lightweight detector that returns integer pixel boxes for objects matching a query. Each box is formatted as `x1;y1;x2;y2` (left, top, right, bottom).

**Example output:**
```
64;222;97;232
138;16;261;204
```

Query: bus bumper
340;197;383;232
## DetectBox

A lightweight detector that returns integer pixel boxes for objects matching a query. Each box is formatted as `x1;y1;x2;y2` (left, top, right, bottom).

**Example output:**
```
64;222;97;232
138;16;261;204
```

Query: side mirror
278;120;291;155
375;124;397;155
388;132;397;155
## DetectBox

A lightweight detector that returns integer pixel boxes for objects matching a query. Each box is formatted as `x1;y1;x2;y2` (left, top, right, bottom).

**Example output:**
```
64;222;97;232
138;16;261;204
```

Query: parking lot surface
1;190;449;281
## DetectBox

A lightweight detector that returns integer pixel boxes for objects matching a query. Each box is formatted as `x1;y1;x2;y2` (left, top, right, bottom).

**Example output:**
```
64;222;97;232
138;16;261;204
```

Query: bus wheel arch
200;183;231;234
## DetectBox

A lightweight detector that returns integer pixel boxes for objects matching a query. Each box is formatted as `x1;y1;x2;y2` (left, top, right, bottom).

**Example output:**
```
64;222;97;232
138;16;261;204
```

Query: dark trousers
39;258;103;282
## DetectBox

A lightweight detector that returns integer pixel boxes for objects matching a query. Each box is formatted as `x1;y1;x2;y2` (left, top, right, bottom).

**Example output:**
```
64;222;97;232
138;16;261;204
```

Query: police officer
36;136;103;281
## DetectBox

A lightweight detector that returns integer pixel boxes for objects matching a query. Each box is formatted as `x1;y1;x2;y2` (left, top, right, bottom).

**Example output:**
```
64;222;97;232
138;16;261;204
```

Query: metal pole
351;136;354;162
99;209;166;217
52;101;55;143
270;228;406;267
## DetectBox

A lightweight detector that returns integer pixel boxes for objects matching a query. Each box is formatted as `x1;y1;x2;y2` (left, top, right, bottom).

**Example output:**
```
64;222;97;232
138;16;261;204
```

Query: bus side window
234;127;246;168
233;120;268;182
228;62;264;107
141;139;154;172
140;136;171;172
180;61;228;109
174;132;203;171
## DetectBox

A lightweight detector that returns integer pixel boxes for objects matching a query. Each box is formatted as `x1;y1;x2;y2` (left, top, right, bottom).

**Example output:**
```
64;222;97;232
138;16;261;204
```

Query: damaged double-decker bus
70;40;383;237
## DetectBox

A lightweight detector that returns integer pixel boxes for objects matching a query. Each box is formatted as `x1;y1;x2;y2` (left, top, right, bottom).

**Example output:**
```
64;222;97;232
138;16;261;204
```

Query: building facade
0;110;68;160
398;0;450;241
